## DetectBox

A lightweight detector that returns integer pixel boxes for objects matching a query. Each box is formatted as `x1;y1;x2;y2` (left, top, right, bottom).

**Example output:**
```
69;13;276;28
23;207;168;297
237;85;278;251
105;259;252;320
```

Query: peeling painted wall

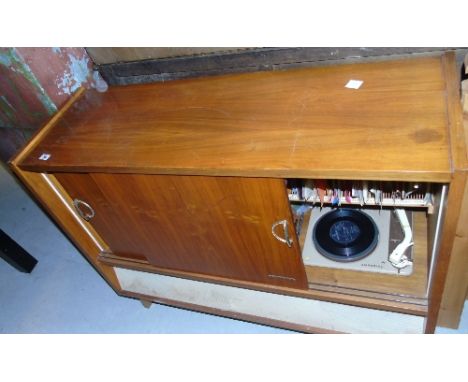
0;47;106;162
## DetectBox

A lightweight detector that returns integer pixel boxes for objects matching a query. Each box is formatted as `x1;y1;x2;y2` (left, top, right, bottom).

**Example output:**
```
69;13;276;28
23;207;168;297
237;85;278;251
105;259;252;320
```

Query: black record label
312;209;379;262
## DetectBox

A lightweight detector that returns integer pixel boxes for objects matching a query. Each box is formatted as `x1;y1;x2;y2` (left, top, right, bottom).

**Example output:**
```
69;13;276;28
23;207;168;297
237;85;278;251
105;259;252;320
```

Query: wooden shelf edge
10;88;86;167
15;164;453;183
308;282;427;307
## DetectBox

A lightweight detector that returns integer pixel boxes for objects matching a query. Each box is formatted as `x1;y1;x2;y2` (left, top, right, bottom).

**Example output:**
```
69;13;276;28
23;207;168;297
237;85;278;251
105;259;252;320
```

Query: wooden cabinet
10;52;467;333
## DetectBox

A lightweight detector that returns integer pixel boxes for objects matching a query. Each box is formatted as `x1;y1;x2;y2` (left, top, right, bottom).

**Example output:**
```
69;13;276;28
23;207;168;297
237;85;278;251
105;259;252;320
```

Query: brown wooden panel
20;55;451;182
425;53;468;332
438;174;468;328
7;169;120;293
442;53;468;171
95;48;466;86
8;88;120;292
425;171;467;333
86;48;249;65
55;173;308;289
438;236;468;327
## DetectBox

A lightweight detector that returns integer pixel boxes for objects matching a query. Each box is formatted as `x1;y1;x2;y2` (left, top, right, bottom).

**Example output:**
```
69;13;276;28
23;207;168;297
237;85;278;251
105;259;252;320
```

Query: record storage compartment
10;52;467;333
287;179;447;314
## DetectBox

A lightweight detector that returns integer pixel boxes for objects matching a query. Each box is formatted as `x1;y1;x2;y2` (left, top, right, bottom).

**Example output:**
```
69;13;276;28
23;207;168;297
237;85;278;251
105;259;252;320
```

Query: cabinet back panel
55;173;308;289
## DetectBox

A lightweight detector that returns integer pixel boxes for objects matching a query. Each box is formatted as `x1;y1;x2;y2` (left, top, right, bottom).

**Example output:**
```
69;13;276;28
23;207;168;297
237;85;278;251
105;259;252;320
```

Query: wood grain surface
86;47;249;65
8;88;121;293
55;173;308;289
10;53;466;333
19;55;451;182
425;53;468;332
438;232;468;327
436;108;468;328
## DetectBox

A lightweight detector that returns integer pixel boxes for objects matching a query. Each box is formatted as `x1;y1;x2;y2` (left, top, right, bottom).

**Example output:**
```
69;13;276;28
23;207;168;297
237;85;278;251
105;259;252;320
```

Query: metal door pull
73;199;95;221
271;219;293;247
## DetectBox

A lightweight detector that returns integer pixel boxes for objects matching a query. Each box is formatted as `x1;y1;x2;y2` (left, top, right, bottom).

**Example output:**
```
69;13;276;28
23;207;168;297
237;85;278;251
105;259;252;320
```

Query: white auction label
345;79;364;89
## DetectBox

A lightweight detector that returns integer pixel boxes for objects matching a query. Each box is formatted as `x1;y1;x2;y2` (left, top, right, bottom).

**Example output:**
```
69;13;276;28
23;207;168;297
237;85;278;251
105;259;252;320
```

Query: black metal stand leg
0;229;38;273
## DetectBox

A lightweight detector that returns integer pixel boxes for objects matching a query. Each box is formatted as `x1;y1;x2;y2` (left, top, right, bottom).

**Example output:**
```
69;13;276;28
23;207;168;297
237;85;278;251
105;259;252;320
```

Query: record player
301;207;414;276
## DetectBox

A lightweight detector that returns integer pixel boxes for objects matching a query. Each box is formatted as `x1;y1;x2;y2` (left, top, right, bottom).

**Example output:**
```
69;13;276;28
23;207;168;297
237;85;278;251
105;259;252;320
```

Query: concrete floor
0;163;466;333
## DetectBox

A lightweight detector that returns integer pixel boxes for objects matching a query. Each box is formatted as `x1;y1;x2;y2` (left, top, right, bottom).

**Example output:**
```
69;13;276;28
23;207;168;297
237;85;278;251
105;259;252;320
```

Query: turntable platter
312;209;379;262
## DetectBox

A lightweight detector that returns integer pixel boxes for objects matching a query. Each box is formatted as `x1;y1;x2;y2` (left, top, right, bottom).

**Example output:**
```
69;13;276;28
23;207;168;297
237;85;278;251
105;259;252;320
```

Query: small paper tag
38;153;51;161
345;79;363;89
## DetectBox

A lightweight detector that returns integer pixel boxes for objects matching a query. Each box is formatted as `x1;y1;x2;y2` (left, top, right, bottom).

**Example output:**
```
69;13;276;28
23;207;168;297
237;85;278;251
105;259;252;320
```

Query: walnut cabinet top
18;54;458;182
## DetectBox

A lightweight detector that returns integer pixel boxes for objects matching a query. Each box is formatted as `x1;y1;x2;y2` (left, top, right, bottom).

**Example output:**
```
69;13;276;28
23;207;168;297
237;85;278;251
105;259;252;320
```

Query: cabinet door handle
73;198;95;221
271;219;293;248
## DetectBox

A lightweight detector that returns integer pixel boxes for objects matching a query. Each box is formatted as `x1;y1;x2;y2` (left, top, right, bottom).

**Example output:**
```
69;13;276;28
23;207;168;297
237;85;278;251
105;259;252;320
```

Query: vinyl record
312;208;379;262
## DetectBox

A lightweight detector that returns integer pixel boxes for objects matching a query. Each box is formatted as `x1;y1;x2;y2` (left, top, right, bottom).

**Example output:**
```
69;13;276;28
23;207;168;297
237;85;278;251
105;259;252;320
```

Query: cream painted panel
115;268;424;333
